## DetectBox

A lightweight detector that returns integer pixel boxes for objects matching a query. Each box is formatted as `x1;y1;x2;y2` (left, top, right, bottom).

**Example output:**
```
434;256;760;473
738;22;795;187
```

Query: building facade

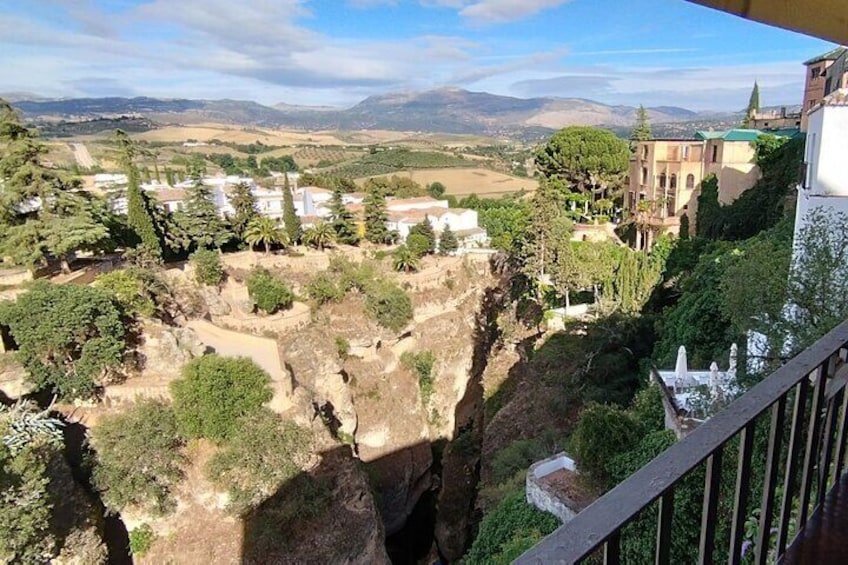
801;46;847;130
627;129;764;248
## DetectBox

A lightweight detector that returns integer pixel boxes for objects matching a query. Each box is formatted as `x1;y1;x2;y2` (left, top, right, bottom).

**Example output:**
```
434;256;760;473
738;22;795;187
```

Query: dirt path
186;320;291;411
71;142;95;169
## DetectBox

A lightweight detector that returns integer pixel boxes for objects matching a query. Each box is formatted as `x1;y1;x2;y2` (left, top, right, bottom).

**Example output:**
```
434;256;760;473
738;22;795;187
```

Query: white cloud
422;0;572;24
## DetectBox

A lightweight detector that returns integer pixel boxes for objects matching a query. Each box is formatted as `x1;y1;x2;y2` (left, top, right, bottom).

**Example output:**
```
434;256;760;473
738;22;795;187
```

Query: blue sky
0;0;837;111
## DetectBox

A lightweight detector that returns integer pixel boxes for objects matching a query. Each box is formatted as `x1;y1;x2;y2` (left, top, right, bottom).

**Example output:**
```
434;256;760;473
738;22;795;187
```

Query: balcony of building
517;319;848;564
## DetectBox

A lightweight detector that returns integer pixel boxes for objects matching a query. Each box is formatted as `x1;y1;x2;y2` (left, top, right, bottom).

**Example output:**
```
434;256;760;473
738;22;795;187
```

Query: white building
94;173;128;190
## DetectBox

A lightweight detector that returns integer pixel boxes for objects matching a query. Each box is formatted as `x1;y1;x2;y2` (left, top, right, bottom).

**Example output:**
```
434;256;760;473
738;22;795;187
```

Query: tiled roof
804;46;847;66
386;196;444;206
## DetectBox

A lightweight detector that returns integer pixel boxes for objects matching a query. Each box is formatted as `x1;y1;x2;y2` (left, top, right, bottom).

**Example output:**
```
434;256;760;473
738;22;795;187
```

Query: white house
386;205;488;249
94;173;128;190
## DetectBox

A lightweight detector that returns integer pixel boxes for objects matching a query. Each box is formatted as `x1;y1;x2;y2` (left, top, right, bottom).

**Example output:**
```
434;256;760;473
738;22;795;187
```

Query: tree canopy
630;105;652;142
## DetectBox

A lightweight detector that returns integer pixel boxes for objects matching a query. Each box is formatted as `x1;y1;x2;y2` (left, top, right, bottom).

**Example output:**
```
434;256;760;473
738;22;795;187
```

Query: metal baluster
755;395;787;564
799;365;827;528
729;422;756;565
656;489;675;565
777;378;809;555
699;449;724;565
604;531;620;565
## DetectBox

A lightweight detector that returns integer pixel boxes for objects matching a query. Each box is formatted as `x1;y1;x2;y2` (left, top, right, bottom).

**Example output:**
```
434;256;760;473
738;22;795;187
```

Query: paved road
71;143;95;169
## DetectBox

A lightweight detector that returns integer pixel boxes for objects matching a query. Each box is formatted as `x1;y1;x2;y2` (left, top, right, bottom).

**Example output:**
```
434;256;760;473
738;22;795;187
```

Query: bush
491;438;551;486
401;350;436;403
334;336;350;359
190;248;224;286
570;402;644;487
206;409;311;514
363;281;413;332
306;272;344;305
95;268;156;317
406;233;431;257
91;400;185;514
247;268;294;314
0;281;126;400
171;355;273;442
128;524;156;557
464;491;559;565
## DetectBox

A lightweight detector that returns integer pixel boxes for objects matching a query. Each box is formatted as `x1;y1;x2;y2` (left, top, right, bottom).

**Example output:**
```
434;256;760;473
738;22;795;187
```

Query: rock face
137;321;206;379
198;286;231;317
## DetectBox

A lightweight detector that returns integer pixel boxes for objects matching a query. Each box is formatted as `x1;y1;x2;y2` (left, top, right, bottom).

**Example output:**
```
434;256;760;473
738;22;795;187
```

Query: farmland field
357;168;537;198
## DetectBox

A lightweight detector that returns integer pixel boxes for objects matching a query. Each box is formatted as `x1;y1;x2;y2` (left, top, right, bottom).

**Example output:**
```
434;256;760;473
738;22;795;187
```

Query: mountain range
9;88;744;137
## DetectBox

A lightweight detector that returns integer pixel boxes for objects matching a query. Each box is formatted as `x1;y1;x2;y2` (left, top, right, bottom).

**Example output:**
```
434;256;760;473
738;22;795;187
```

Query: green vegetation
326;148;469;179
363;185;394;243
128;524;156;557
0;281;126;400
328;187;360;245
401;350;436;403
227;181;259;240
456;193;531;252
408;217;436;254
91;400;185;514
190;248;224;286
463;491;559;565
392;245;421;273
302;222;336;251
0;401;65;563
247;268;294;314
439;222;459;254
171;354;273;442
171;177;233;251
570;402;645;486
95;267;157;317
206;409;311;514
334;336;350;359
306;272;345;305
117;130;162;261
244;216;287;255
364;280;413;332
282;178;302;244
630;105;652;143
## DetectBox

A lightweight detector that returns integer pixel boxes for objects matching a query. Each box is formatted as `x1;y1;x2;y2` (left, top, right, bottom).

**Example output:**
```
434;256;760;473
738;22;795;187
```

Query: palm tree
244;216;288;256
392;244;420;273
302;222;336;251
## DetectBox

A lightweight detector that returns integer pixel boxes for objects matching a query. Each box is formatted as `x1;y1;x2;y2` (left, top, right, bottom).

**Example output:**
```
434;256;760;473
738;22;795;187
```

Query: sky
0;0;838;111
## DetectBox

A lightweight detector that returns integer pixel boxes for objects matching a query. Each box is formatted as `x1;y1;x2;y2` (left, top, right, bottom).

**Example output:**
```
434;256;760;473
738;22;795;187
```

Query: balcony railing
517;319;848;564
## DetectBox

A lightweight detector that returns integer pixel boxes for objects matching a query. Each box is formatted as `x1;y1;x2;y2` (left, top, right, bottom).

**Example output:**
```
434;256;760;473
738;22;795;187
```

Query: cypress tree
364;186;392;244
228;181;258;240
438;222;459;254
742;82;760;128
328;187;359;245
116;130;162;259
679;213;690;240
282;176;302;244
630;105;652;143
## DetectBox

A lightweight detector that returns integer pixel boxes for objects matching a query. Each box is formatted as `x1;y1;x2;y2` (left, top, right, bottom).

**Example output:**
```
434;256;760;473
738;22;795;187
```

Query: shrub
570;402;644;487
95;268;156;317
406;233;431;258
306;272;344;305
190;248;224;286
364;281;413;332
491;438;549;485
128;524;156;557
206;409;311;514
0;281;126;400
171;355;273;442
91;400;186;514
334;336;350;359
464;491;559;565
247;268;294;314
401;350;436;403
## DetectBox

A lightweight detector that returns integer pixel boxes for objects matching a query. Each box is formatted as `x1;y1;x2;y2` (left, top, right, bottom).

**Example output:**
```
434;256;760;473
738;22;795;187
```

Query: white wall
809;105;848;197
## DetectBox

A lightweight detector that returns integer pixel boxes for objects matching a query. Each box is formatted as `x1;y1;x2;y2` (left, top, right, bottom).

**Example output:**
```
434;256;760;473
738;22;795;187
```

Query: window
641;167;648;185
628;192;635;209
659;173;667;189
686;174;695;189
711;145;718;163
642;145;649;159
667;187;676;217
681;145;690;160
669;174;677;190
811;66;822;79
809;99;817;109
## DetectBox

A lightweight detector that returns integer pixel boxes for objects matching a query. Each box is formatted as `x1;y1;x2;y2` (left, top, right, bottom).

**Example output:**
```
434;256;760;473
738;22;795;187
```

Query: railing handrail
517;318;848;564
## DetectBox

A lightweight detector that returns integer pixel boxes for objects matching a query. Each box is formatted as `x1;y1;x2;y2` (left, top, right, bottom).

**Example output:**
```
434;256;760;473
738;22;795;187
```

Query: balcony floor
781;473;848;564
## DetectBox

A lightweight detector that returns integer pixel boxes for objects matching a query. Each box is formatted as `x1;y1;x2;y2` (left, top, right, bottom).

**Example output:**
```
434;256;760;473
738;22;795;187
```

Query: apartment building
628;129;766;248
801;46;847;130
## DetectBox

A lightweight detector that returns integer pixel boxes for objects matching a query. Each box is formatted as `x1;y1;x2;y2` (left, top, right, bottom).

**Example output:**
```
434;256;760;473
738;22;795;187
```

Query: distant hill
11;89;740;138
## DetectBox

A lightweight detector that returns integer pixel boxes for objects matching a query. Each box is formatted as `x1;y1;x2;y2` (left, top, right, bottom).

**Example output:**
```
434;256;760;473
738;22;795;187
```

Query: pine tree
228;181;258;240
116;130;162;260
438;222;459;255
742;82;760;128
0;100;110;272
630;105;652;143
175;176;233;251
409;216;436;253
328;187;360;245
364;186;392;244
282;176;302;244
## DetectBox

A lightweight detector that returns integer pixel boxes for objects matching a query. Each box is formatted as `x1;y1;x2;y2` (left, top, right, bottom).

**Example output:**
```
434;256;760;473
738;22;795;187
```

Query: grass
358;167;538;198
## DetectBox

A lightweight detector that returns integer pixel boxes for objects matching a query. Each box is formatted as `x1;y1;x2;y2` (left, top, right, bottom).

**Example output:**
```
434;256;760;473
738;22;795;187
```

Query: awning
686;0;848;45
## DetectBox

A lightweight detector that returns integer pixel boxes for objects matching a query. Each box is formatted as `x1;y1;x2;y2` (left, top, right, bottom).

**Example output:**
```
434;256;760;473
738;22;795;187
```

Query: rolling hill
10;88;741;137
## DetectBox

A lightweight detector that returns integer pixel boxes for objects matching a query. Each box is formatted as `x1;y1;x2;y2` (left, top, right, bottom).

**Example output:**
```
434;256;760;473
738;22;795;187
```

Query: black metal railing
517;319;848;564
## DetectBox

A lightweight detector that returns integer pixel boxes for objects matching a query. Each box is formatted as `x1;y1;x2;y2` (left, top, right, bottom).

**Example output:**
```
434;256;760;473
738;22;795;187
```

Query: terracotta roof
152;188;187;202
386;196;444;207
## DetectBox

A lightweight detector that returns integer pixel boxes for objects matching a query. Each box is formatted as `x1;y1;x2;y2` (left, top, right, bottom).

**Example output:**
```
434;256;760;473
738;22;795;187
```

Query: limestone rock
312;369;357;437
199;286;231;316
138;321;205;379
